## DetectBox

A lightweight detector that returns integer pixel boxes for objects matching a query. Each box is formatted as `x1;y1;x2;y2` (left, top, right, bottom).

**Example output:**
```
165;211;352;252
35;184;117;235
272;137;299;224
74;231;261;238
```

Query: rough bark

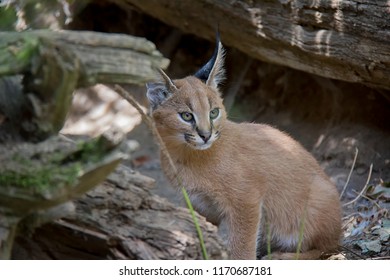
0;30;169;86
0;30;168;138
0;131;125;259
12;165;228;260
120;0;390;90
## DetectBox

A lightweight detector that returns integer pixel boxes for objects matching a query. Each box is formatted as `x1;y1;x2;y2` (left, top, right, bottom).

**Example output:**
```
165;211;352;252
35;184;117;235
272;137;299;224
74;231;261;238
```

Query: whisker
184;133;196;142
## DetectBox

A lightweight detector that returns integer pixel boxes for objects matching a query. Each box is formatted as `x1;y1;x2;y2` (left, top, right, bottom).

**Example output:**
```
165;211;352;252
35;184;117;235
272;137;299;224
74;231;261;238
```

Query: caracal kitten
145;37;341;260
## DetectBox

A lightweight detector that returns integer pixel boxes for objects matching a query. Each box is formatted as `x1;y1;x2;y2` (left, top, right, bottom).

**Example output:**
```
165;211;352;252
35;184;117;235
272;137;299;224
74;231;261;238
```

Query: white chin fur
181;134;215;150
193;142;213;150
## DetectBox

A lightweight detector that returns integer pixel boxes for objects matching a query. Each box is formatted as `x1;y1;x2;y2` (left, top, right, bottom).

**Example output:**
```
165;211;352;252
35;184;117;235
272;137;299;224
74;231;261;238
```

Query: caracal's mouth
184;139;214;150
193;141;213;150
182;132;219;150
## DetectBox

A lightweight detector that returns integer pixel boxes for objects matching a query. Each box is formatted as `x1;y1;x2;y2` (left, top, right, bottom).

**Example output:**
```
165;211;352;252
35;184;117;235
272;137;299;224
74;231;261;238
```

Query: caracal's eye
180;112;194;122
209;108;219;120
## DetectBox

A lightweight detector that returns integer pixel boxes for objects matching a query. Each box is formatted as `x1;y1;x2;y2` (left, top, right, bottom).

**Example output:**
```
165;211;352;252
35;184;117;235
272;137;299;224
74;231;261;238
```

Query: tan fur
149;75;341;260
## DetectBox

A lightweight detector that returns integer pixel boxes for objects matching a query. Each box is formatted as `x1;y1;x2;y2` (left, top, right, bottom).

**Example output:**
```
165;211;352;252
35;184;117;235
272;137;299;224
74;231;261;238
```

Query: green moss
11;154;33;166
0;163;81;192
14;36;39;63
0;6;18;31
0;137;110;192
75;137;107;164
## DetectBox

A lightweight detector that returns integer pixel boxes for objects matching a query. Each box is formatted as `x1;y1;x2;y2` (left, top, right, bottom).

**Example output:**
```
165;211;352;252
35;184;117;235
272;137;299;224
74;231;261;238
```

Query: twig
340;148;358;199
342;212;358;222
114;84;208;260
343;163;373;207
351;190;381;208
370;256;390;260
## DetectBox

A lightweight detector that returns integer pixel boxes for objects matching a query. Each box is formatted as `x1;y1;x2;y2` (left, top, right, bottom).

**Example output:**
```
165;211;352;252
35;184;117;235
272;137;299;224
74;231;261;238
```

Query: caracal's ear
146;69;177;111
194;32;226;91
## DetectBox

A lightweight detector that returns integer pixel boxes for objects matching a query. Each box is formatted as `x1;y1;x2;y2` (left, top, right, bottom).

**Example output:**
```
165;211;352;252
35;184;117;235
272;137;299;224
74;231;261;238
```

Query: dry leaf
356;240;382;253
366;182;390;202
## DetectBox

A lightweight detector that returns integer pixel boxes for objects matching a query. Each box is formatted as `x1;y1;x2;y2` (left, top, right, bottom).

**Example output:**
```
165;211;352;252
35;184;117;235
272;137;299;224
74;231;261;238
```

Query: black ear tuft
194;32;221;82
194;32;225;91
146;82;172;111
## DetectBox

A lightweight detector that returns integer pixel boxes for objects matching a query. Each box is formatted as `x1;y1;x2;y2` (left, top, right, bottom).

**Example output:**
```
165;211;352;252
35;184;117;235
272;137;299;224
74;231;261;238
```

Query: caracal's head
146;37;226;151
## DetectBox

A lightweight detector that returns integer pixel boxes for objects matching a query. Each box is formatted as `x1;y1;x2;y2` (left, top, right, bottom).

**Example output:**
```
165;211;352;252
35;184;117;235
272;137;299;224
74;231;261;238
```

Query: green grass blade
266;215;272;259
181;187;209;260
295;208;307;260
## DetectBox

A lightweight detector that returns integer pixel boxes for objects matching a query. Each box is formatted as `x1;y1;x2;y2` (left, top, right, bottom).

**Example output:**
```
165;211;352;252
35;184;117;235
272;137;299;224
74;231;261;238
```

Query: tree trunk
120;0;390;90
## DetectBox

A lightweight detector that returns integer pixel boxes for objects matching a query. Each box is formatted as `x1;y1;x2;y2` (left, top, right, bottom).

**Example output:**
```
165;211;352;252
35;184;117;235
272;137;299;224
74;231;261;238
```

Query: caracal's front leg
226;203;261;259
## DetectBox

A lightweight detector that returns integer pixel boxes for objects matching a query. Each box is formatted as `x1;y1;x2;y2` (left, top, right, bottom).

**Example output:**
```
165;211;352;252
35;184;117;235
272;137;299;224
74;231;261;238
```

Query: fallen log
0;130;125;259
0;30;169;86
121;0;390;90
12;165;228;260
0;30;169;137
